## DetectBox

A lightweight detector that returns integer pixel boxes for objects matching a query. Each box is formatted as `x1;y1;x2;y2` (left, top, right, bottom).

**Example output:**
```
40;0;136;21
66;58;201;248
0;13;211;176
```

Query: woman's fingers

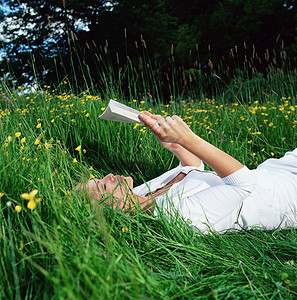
165;116;174;124
139;113;160;129
141;114;173;139
142;111;161;120
140;114;167;137
142;111;152;117
172;115;182;121
140;112;192;144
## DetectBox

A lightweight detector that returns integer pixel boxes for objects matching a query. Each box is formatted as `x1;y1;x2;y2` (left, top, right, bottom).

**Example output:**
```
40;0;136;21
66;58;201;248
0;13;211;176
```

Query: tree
1;0;297;97
0;0;113;86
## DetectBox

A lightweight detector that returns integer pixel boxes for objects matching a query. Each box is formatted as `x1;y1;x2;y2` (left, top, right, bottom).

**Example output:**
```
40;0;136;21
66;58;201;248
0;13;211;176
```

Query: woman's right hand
139;111;180;152
139;111;194;146
140;110;244;178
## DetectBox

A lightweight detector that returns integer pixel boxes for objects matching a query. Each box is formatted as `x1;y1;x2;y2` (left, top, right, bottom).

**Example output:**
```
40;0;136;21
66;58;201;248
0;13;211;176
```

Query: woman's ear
75;182;84;194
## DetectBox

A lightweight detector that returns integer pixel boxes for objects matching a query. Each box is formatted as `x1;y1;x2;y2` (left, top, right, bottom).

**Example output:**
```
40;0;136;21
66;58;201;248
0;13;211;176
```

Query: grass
1;44;297;299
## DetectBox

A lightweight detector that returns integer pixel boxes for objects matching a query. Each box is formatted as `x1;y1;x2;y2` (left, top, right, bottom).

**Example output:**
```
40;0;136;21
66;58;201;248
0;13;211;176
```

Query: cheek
86;181;96;193
106;181;117;193
108;182;128;198
86;182;103;200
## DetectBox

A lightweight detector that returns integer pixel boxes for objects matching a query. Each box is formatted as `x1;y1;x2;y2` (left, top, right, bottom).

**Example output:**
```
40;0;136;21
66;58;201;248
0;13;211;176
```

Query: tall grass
0;41;297;299
50;37;297;103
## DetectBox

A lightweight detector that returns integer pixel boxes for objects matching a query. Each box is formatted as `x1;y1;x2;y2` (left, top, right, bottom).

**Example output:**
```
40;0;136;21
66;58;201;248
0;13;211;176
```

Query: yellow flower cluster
20;189;42;210
0;88;296;210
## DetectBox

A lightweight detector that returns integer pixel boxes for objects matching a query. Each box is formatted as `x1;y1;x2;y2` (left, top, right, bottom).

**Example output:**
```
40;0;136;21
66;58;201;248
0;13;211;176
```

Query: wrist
178;131;198;148
166;143;183;153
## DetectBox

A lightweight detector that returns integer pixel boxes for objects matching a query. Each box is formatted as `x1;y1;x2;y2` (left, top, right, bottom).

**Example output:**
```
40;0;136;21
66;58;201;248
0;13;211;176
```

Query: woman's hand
149;113;184;151
140;111;244;177
139;111;202;167
139;111;194;146
139;111;180;152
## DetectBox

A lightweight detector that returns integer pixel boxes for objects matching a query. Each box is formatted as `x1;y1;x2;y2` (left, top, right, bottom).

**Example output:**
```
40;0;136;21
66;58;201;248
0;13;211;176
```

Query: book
99;99;144;124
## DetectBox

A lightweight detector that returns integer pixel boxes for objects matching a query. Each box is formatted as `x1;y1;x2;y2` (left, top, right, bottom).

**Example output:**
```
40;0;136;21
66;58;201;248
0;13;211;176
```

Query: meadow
1;44;297;299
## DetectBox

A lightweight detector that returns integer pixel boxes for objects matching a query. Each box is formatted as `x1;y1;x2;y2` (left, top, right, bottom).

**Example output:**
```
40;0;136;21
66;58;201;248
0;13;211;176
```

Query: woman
82;111;297;233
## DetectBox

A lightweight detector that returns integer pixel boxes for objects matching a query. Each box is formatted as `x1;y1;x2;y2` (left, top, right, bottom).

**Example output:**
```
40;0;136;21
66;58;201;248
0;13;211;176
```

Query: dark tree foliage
1;0;297;97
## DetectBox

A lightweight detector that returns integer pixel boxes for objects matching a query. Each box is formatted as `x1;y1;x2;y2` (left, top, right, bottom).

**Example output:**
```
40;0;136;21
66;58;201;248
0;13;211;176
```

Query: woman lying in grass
80;111;297;233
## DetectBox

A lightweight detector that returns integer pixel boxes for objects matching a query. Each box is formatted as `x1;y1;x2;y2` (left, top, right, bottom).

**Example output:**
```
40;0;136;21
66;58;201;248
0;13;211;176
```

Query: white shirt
133;148;297;233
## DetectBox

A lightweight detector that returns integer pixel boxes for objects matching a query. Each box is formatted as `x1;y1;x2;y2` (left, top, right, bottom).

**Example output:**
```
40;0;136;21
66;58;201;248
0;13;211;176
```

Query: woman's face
84;174;134;204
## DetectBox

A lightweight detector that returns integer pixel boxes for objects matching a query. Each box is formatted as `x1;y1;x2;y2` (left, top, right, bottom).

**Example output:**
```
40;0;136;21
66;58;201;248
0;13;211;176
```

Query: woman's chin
124;176;133;188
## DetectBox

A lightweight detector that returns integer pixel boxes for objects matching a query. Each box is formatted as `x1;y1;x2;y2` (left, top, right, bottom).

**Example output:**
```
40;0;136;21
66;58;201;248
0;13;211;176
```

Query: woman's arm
139;113;243;178
167;144;202;168
142;111;202;167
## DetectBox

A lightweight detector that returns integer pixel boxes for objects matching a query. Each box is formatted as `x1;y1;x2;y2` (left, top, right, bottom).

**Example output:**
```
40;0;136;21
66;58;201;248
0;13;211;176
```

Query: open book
99;99;144;124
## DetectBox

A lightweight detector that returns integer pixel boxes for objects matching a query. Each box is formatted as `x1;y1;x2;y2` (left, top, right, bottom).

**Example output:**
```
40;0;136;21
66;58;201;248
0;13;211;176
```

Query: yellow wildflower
122;227;128;232
73;158;78;163
90;174;95;179
83;149;87;154
15;205;22;213
75;145;81;151
15;132;21;138
7;136;12;143
34;139;40;145
19;241;24;251
85;113;89;117
20;189;42;210
36;123;41;128
0;192;4;197
20;137;26;143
